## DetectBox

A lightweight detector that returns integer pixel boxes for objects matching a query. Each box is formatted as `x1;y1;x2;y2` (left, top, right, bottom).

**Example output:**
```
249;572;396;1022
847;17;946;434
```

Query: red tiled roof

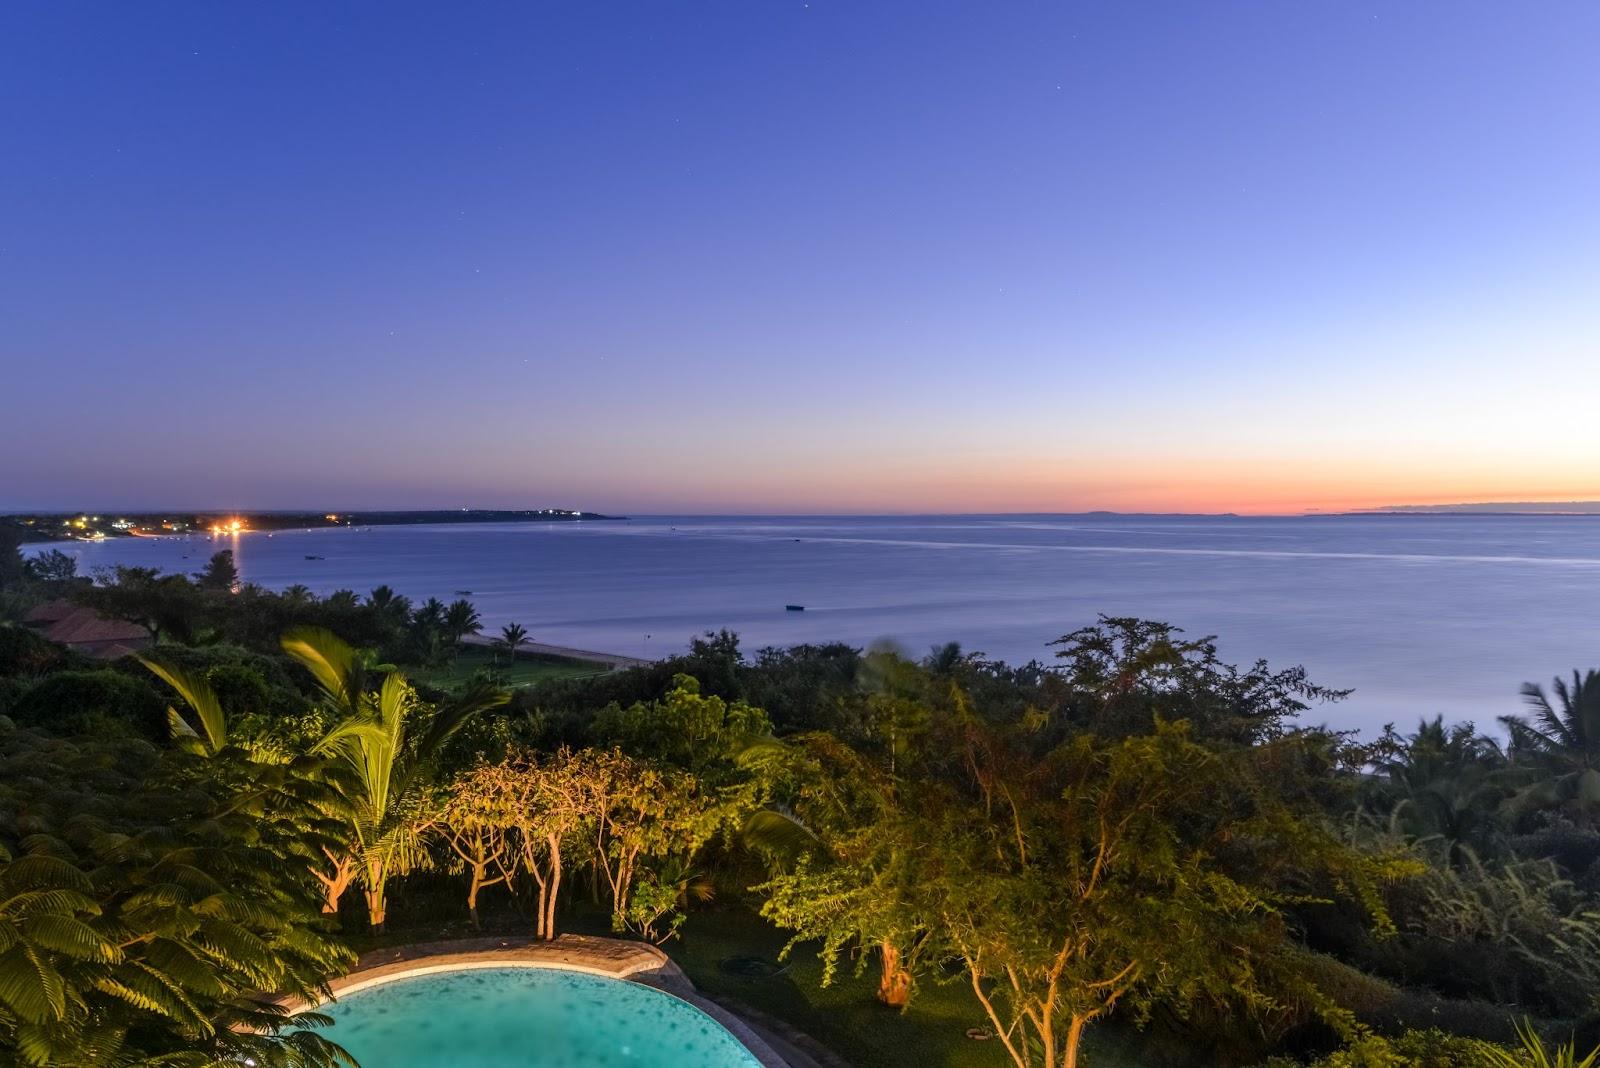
23;599;78;624
26;603;151;650
89;641;145;661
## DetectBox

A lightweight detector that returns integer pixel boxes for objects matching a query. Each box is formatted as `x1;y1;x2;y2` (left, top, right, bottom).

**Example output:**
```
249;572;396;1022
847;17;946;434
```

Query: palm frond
139;656;228;755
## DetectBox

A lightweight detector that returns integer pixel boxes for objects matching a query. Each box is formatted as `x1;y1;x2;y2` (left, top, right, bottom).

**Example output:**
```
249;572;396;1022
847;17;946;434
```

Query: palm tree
1505;671;1600;769
283;626;508;928
925;641;966;675
366;584;413;633
325;588;360;611
412;596;445;631
1501;670;1600;824
410;597;448;666
444;598;483;652
496;622;530;665
1371;717;1508;862
139;654;230;756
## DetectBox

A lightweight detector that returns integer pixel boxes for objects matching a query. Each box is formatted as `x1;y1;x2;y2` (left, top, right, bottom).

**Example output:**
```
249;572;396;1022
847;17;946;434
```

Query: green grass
409;646;606;689
665;909;1204;1068
355;880;1204;1068
667;908;1001;1068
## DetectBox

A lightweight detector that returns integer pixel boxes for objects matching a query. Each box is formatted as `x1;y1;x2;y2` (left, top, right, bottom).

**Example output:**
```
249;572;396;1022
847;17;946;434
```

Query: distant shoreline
5;509;627;544
11;508;1600;546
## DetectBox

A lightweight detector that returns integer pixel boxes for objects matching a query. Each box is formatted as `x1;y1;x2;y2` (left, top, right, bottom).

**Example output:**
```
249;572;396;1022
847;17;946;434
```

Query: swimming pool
311;966;764;1067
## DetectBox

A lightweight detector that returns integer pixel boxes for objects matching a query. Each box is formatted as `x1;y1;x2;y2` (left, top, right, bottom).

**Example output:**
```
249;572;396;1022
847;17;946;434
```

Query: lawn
666;909;1203;1068
667;908;1002;1068
410;646;606;689
356;880;1203;1068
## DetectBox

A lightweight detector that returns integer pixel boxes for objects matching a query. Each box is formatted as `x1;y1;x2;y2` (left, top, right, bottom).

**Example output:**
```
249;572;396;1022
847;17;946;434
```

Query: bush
0;624;84;676
124;642;309;719
10;669;166;739
0;677;21;719
1263;1029;1508;1067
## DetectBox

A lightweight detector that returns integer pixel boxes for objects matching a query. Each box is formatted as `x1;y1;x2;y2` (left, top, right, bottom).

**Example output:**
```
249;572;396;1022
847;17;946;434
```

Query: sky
3;2;1598;515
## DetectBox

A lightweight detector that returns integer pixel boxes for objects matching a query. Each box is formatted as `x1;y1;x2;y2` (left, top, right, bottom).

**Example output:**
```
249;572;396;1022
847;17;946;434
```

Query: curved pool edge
279;934;796;1068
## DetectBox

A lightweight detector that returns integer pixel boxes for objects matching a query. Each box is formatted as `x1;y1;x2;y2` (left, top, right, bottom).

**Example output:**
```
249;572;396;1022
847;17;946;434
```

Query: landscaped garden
410;645;607;690
4;542;1600;1067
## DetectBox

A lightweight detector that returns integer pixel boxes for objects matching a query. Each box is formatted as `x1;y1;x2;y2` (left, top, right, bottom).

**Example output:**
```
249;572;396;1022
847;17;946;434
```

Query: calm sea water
33;514;1600;736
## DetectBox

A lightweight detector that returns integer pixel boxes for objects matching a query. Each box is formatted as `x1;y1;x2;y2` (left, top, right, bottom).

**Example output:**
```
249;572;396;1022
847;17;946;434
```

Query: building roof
24;600;151;657
23;599;78;624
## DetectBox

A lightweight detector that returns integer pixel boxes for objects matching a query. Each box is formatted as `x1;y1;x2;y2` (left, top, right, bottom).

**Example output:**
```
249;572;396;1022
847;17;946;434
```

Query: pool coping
282;934;795;1068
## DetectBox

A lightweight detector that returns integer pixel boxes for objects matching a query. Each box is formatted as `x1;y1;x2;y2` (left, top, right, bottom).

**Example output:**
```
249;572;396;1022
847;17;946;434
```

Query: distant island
1347;501;1600;515
3;509;625;543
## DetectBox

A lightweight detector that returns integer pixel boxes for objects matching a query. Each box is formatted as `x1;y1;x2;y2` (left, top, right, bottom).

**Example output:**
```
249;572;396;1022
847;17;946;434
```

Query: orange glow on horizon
604;453;1600;516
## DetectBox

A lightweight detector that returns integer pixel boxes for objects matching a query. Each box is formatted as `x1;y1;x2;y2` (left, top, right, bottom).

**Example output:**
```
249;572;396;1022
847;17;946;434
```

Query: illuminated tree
284;627;507;927
749;733;925;1007
929;724;1408;1068
427;767;516;928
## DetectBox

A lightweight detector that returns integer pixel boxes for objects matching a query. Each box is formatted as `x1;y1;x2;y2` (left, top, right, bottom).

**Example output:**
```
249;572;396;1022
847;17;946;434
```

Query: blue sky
3;2;1598;512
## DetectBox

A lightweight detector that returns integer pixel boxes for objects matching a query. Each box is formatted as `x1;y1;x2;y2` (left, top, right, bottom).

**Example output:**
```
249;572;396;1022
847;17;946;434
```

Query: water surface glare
41;514;1600;735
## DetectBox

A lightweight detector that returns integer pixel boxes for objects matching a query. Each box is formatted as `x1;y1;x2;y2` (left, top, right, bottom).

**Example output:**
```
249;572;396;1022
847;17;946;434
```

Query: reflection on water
38;514;1600;736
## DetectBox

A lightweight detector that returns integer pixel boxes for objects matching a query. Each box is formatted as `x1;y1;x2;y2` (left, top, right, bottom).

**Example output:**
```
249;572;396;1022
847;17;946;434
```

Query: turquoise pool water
312;967;763;1067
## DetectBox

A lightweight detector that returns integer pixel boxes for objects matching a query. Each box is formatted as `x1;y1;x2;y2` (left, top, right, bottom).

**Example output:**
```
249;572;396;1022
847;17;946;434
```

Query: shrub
9;669;166;739
1262;1029;1510;1067
0;624;83;676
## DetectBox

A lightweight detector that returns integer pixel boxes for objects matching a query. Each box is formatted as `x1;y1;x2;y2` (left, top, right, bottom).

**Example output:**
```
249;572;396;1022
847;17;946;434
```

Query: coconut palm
1380;717;1504;786
325;588;360;611
496;622;530;665
1501;670;1600;824
925;641;966;675
1505;671;1600;770
284;626;508;927
1371;717;1508;862
412;597;446;631
366;584;413;633
410;597;449;666
443;598;483;653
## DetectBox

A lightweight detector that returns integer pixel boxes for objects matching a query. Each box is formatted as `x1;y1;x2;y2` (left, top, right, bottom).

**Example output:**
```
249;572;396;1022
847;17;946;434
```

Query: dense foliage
3;546;1600;1066
0;722;354;1066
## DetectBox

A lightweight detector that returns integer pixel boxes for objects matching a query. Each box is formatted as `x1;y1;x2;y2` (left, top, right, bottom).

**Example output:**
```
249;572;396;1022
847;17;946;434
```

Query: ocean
30;514;1600;737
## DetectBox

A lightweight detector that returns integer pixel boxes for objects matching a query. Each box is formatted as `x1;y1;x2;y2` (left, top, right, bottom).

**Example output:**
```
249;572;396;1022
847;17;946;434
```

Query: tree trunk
467;868;483;929
533;872;550;940
1062;1014;1088;1068
876;941;913;1007
543;835;563;940
318;854;356;915
365;857;388;930
366;884;387;930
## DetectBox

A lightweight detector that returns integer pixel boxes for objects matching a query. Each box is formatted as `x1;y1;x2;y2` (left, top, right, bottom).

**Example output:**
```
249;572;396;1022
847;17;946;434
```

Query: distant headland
3;509;625;543
1344;501;1600;515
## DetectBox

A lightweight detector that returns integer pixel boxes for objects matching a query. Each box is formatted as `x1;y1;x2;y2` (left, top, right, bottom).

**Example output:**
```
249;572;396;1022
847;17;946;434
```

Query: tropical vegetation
1;542;1599;1066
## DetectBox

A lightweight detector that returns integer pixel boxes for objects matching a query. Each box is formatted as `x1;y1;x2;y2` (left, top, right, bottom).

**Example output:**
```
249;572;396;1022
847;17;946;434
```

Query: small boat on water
304;554;324;560
454;589;473;595
785;604;805;612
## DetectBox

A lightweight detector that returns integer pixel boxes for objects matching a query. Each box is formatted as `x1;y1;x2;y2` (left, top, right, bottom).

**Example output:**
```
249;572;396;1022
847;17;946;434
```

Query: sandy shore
460;633;653;671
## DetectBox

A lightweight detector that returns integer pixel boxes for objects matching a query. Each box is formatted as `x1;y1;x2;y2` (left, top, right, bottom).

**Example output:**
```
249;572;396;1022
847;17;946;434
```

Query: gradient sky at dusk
4;2;1598;514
